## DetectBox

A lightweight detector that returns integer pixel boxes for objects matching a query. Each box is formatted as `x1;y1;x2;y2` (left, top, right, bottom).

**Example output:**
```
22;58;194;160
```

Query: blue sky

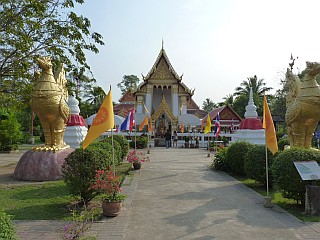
74;0;320;106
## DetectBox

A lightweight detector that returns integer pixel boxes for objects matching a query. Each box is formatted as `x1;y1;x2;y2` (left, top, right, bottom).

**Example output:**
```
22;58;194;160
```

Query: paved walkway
1;148;320;239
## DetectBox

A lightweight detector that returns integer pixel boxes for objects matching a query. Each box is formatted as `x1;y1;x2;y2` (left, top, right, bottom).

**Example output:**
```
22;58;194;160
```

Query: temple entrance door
155;114;171;147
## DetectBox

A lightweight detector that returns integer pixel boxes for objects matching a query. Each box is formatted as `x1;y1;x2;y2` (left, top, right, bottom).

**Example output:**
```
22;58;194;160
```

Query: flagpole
263;95;272;208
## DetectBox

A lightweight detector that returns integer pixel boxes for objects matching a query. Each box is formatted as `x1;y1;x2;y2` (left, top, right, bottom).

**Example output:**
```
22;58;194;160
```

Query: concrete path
1;148;320;239
124;148;320;240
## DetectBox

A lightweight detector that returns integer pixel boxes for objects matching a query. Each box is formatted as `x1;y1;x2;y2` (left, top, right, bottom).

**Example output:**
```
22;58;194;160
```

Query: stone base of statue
13;148;74;181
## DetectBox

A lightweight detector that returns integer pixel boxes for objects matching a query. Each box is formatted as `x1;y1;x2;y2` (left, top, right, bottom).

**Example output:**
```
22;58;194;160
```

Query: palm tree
234;75;272;97
84;86;106;112
222;94;234;107
202;98;216;112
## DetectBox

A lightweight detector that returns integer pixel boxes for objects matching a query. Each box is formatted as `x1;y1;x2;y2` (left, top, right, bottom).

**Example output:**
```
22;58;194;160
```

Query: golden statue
31;56;71;151
285;62;320;148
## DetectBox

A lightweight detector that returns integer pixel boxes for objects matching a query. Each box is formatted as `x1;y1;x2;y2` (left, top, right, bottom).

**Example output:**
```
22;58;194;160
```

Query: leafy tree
202;98;216;112
0;0;104;81
83;86;106;113
221;94;234;107
117;75;140;94
232;94;248;118
234;75;272;98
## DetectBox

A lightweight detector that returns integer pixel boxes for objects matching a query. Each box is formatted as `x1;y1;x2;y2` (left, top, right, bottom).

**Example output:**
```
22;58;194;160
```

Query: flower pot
133;162;141;170
102;201;122;217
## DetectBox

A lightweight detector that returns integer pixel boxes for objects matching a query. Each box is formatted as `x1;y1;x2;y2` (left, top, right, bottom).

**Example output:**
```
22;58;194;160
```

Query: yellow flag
180;121;184;133
82;89;114;149
139;115;149;131
263;96;278;154
204;114;212;134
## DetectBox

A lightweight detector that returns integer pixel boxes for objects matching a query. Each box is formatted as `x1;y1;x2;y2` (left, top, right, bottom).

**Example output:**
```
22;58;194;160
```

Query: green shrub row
0;209;17;240
212;141;320;204
62;135;129;205
129;135;148;149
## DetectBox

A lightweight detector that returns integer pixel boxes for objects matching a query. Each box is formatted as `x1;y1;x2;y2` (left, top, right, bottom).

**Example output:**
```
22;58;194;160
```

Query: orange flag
263;96;278;154
148;118;153;132
82;89;114;149
180;121;184;133
139;115;149;131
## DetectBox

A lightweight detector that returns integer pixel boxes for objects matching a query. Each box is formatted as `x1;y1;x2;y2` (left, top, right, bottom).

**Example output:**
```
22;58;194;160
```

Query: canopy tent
86;114;125;126
178;114;201;126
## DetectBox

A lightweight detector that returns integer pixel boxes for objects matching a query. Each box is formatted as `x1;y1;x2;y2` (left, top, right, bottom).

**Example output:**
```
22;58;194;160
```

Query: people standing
164;129;171;148
173;130;178;147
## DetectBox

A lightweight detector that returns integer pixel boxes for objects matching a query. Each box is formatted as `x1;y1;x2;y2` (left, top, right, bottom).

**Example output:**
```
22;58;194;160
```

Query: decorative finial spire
289;53;298;71
244;87;258;118
162;38;164;50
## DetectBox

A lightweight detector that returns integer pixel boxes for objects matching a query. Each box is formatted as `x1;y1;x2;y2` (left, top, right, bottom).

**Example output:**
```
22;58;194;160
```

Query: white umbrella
86;114;125;126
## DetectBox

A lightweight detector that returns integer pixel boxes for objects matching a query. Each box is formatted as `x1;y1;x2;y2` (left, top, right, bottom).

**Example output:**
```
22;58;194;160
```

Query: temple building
113;44;242;146
114;45;207;136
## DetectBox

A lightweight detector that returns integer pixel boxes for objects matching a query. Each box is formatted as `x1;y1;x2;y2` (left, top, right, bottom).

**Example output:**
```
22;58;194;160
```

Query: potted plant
89;168;126;217
127;149;149;170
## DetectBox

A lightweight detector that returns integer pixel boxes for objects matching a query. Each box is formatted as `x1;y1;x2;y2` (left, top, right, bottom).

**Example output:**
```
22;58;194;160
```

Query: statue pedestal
13;148;74;181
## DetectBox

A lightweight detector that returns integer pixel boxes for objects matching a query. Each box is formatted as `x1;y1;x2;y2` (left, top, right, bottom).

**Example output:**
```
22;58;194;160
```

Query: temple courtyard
1;148;320;240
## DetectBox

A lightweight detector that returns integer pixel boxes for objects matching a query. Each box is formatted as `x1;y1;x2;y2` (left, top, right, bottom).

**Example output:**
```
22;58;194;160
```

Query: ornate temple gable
143;48;181;82
118;89;135;103
149;58;176;80
151;96;178;123
204;105;242;124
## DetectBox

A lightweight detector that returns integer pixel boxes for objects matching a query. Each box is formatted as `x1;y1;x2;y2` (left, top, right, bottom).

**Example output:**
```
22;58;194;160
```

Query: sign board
294;161;320;180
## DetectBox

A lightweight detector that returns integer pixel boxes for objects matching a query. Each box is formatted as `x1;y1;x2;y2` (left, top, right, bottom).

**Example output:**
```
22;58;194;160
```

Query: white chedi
64;96;88;148
231;87;265;145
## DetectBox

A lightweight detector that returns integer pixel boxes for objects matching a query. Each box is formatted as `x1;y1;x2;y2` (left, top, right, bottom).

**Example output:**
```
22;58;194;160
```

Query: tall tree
222;94;234;107
0;0;104;107
0;0;104;134
117;75;140;94
202;98;216;112
83;86;106;113
234;75;272;98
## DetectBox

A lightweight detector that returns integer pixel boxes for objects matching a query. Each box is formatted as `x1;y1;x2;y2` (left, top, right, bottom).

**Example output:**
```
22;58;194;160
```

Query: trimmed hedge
272;147;320;204
0;209;17;240
278;137;290;151
244;145;274;187
226;141;253;176
62;146;111;205
93;139;122;165
129;135;148;149
211;147;229;172
113;135;129;159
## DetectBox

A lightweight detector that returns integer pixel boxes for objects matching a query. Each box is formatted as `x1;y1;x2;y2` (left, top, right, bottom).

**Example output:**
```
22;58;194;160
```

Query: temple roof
203;105;242;125
143;47;182;81
118;89;135;103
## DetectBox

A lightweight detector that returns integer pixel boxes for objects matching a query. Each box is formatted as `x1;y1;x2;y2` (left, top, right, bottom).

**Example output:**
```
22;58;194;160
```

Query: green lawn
0;163;133;220
236;176;320;222
0;181;72;220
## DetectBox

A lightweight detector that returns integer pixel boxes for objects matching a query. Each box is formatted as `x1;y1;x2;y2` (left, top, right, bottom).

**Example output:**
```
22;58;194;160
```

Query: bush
91;140;121;165
226;141;253;176
0;209;17;240
244;145;274;187
100;137;123;164
0;109;22;151
211;147;229;172
272;147;320;204
129;135;148;149
113;135;129;159
62;147;111;205
278;137;290;151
